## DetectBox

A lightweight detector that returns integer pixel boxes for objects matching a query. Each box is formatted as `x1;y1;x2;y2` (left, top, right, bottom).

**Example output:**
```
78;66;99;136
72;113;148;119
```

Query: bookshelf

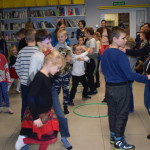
0;4;85;46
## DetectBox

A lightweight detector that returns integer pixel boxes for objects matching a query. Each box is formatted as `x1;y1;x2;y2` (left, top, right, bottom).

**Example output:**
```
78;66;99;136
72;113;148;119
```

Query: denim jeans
21;145;29;150
52;84;70;137
144;81;150;114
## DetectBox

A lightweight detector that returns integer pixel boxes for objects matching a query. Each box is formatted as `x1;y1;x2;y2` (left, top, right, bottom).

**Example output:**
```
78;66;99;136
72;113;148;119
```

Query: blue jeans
21;145;29;150
52;84;70;137
0;82;10;107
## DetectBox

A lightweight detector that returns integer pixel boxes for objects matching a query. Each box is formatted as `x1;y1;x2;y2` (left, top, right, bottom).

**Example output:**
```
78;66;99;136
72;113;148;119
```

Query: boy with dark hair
15;29;37;120
101;26;150;150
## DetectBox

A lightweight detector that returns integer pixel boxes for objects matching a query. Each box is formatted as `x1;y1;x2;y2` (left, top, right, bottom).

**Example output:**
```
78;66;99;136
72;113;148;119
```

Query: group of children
0;20;149;150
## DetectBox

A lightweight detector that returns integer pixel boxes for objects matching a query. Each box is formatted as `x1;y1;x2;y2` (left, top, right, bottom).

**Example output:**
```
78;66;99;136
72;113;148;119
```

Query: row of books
0;22;26;31
56;7;81;16
32;21;56;29
0;11;28;20
29;9;56;17
3;33;17;42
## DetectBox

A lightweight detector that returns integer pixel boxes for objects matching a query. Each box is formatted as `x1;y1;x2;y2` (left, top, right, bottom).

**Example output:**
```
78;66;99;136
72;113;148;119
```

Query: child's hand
77;57;84;61
66;55;72;62
147;74;150;80
33;118;43;128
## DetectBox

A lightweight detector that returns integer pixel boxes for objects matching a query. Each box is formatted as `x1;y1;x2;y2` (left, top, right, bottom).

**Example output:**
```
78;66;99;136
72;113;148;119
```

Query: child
54;29;72;114
84;27;97;95
94;32;101;88
101;26;150;150
29;29;72;150
15;51;64;150
125;37;136;113
15;29;37;120
69;44;90;105
8;45;20;93
0;53;14;114
78;36;85;46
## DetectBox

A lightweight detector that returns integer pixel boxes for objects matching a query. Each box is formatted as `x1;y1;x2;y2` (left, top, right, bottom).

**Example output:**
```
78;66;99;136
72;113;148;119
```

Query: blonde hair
57;29;67;37
94;32;101;41
43;50;66;70
125;36;136;49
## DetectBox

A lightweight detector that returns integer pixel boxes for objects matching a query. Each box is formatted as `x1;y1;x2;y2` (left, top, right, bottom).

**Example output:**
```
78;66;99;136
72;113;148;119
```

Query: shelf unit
0;4;85;47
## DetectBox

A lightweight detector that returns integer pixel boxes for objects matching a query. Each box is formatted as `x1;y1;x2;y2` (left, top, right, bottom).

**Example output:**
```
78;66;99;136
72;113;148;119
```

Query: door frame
100;7;147;38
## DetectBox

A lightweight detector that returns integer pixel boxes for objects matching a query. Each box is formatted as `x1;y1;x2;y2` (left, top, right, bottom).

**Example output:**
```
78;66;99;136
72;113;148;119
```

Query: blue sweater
101;48;148;83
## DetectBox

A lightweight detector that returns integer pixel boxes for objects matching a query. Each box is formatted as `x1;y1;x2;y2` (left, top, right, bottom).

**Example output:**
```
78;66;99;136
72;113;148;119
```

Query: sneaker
61;137;72;150
101;98;107;103
16;90;21;94
15;135;26;150
114;137;135;150
87;90;97;95
147;134;150;139
5;107;14;114
82;95;91;100
110;136;115;144
68;102;75;106
64;106;69;115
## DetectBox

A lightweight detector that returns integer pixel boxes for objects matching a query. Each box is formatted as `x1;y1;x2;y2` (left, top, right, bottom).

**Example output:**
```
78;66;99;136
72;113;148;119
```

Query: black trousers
86;58;96;91
106;83;130;137
70;75;88;101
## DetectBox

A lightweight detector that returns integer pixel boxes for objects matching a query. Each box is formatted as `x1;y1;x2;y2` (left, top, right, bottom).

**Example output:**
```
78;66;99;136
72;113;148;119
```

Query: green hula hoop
73;103;108;118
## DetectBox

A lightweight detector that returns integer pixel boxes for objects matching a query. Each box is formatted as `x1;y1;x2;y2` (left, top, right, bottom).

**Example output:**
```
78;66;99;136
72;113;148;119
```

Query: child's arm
15;52;21;78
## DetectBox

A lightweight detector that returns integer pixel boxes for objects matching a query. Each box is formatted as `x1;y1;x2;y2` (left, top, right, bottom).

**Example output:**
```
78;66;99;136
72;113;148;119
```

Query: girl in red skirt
8;45;20;93
15;50;65;150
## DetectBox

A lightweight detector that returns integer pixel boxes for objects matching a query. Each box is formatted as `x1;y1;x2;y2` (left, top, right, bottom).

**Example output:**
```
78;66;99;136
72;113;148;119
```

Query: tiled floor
0;73;150;150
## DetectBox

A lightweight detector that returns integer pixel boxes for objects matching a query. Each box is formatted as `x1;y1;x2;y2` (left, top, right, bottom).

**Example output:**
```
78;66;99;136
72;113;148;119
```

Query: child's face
74;46;82;55
94;35;98;41
11;47;17;55
37;38;53;50
78;22;84;29
84;31;89;38
48;62;62;75
57;33;67;44
114;33;127;48
140;33;145;40
78;38;84;45
59;24;66;30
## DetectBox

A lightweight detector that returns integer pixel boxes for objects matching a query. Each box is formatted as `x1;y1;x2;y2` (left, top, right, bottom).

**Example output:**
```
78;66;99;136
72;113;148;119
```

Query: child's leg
7;78;14;92
80;75;89;97
62;73;71;106
54;75;62;95
16;79;21;92
38;144;49;150
70;75;79;103
1;82;10;107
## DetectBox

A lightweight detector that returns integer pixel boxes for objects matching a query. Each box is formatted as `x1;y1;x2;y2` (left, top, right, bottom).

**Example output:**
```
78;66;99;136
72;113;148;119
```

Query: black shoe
82;95;91;100
101;98;107;103
64;106;69;115
87;90;97;95
95;83;100;88
147;134;150;139
68;102;75;106
114;137;135;150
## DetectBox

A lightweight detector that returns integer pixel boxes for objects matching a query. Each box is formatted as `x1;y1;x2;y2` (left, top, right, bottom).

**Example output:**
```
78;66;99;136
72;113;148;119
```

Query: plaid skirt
21;107;59;145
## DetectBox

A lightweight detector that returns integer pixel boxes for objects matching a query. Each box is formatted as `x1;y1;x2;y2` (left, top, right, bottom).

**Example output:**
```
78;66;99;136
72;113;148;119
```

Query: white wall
85;0;150;29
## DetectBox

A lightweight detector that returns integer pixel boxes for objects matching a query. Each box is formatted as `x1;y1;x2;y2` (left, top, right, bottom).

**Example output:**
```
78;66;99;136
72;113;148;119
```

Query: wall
85;0;150;29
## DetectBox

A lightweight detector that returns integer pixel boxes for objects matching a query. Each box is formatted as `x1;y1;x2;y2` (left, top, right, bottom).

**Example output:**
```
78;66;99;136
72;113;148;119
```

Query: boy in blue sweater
101;26;150;150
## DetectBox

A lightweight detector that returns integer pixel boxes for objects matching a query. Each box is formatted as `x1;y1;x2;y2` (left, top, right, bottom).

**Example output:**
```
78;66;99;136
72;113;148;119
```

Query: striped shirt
15;46;38;86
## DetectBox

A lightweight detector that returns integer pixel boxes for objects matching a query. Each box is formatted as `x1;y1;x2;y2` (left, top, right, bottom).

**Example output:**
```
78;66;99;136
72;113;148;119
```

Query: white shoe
15;135;26;150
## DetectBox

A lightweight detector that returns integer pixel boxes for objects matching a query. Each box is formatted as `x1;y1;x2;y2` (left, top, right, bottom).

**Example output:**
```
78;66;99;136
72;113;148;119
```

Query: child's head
78;37;84;45
84;27;94;38
35;29;52;50
15;28;26;40
56;21;66;30
125;36;136;49
43;50;65;75
57;29;67;44
73;44;82;55
9;45;17;55
78;20;86;29
25;21;33;30
140;32;147;41
25;28;36;44
109;26;127;47
94;32;101;41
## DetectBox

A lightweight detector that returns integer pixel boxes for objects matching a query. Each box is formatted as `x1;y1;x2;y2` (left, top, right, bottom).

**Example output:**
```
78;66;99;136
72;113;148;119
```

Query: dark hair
79;20;86;27
78;36;84;40
144;23;150;28
35;29;51;42
15;28;26;36
109;26;126;44
85;27;94;35
54;21;66;38
73;44;79;51
101;20;106;23
25;29;36;42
